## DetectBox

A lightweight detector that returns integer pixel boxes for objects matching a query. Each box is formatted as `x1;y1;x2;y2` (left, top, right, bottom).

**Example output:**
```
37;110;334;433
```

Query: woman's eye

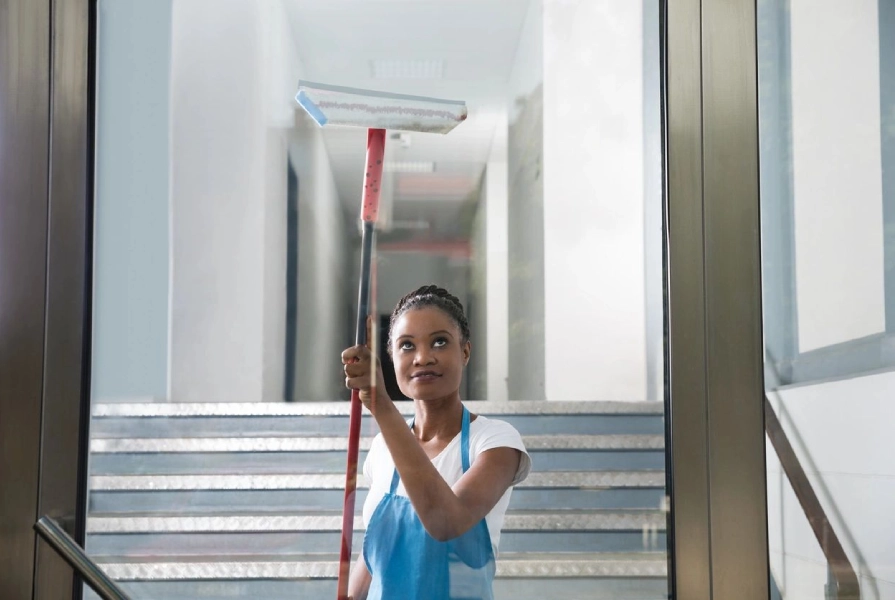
433;338;448;348
399;341;414;351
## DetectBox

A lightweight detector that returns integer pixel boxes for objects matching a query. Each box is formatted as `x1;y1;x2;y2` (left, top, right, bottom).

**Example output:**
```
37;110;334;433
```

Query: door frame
0;0;770;598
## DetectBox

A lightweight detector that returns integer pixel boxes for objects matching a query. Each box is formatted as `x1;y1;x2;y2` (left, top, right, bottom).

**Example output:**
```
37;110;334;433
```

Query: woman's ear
462;341;471;366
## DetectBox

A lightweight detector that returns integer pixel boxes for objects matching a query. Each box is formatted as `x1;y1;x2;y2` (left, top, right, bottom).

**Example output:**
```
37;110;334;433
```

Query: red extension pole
337;128;385;600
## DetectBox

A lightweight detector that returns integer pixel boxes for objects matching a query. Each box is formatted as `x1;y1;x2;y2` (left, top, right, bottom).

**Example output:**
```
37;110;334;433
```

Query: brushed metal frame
666;0;771;598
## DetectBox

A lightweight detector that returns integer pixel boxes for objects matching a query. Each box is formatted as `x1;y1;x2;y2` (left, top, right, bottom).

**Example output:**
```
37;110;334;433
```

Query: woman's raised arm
343;344;521;541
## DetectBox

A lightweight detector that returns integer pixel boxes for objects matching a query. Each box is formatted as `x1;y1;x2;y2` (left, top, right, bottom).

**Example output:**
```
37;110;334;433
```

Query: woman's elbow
423;518;474;542
427;527;457;542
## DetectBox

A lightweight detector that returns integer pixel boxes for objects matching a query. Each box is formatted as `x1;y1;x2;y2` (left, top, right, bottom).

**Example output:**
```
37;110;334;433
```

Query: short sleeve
471;418;532;485
363;433;384;481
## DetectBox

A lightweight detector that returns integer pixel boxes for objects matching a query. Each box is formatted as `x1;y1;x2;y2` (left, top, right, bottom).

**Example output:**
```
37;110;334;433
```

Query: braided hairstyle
387;285;470;354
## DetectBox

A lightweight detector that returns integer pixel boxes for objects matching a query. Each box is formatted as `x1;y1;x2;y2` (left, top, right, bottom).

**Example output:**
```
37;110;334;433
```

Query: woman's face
390;306;470;402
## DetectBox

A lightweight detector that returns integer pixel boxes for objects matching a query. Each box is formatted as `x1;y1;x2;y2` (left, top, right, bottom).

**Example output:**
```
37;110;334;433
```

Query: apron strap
460;406;471;473
388;406;472;494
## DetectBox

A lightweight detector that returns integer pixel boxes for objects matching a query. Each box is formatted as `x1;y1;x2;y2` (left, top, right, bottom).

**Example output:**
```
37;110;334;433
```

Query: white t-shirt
361;414;531;556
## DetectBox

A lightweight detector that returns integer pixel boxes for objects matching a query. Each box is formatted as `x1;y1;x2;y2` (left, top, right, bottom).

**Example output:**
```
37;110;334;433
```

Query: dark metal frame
0;0;52;596
0;0;95;598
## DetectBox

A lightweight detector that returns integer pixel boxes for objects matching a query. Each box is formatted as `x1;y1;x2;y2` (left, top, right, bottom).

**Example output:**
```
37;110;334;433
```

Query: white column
542;0;648;401
169;0;286;402
486;119;509;402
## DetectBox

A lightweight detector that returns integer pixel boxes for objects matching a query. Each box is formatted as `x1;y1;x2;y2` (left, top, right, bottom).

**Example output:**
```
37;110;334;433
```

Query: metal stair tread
92;552;668;581
86;510;667;533
89;470;666;491
89;434;665;453
92;400;664;418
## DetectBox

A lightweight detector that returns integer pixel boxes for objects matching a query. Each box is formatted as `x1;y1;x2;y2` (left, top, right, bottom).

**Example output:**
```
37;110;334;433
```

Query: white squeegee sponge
296;80;467;134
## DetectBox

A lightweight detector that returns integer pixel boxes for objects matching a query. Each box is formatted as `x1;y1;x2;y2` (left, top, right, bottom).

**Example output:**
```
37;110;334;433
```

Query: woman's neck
411;395;463;443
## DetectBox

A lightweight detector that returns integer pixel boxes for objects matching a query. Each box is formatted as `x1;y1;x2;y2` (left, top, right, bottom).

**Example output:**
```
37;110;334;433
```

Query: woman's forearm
371;398;478;541
347;554;371;600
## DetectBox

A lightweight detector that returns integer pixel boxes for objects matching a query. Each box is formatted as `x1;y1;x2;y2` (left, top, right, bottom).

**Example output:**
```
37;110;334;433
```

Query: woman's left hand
342;344;390;413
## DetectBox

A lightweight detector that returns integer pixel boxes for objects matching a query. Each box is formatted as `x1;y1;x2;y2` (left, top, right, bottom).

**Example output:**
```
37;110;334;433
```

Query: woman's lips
411;371;440;382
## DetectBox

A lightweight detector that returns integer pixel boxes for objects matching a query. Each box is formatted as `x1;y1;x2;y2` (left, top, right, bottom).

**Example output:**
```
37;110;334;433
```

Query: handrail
34;515;131;600
764;397;860;599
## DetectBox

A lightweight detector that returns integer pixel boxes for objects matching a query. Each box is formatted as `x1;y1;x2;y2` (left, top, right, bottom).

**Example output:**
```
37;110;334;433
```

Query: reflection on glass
759;0;894;597
87;1;669;598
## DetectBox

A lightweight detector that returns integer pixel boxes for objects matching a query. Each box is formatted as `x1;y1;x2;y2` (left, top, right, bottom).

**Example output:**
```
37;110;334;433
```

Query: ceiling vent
370;59;444;79
384;161;436;174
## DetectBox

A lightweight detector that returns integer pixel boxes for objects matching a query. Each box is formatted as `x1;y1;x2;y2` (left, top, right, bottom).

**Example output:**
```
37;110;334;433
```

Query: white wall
167;0;350;403
290;113;349;402
92;0;172;401
791;0;885;352
768;371;895;599
542;0;650;401
168;0;288;402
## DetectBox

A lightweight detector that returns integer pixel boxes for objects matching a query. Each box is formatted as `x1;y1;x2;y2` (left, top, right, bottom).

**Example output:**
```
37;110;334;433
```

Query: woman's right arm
347;554;371;600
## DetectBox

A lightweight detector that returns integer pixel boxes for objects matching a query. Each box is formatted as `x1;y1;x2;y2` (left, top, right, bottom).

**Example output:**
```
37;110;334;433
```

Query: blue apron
363;406;496;600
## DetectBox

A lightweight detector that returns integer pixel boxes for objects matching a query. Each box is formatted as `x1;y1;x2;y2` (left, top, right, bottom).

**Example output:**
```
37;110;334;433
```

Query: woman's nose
413;348;435;365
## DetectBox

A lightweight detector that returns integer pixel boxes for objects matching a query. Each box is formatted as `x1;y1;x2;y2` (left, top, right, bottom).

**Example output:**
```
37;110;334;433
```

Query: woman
343;285;531;600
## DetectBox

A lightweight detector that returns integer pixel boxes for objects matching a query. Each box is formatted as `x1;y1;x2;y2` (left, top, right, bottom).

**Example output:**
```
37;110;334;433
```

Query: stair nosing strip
92;400;664;418
86;512;667;533
95;558;668;581
89;434;665;453
89;471;666;491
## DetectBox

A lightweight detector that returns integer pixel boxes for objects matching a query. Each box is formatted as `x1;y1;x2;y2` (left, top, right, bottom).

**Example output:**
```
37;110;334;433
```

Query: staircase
85;401;669;599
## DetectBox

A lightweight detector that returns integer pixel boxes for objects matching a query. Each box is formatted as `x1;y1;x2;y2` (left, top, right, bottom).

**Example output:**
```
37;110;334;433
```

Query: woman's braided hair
388;285;470;354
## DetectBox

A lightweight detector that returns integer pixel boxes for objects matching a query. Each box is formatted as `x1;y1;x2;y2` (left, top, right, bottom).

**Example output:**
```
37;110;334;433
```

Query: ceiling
283;0;532;242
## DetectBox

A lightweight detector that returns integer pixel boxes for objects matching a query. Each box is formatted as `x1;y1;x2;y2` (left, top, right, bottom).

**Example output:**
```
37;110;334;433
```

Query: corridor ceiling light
384;161;436;173
371;59;444;79
391;219;431;230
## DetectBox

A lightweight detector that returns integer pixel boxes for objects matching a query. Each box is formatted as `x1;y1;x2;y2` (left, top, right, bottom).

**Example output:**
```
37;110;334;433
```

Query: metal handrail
34;515;131;600
764;397;860;599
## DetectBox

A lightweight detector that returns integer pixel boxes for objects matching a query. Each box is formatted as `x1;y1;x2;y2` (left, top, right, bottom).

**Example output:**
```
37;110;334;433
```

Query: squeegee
295;80;467;600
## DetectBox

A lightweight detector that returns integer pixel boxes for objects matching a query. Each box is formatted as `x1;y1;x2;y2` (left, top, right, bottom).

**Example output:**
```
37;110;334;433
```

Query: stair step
87;434;665;475
85;511;667;557
86;511;667;533
89;487;667;513
85;554;669;600
88;531;667;557
88;577;670;600
90;401;665;438
88;471;667;513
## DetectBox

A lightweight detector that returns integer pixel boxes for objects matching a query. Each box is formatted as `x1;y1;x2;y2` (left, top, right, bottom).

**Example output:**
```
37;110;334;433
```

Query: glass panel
87;1;670;598
758;0;894;597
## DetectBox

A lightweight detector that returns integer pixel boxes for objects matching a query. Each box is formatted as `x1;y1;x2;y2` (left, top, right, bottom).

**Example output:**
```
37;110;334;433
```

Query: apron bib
363;407;496;600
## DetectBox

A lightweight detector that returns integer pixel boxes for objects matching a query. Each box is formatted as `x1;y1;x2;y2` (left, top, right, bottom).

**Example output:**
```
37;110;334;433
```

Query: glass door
83;1;671;598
